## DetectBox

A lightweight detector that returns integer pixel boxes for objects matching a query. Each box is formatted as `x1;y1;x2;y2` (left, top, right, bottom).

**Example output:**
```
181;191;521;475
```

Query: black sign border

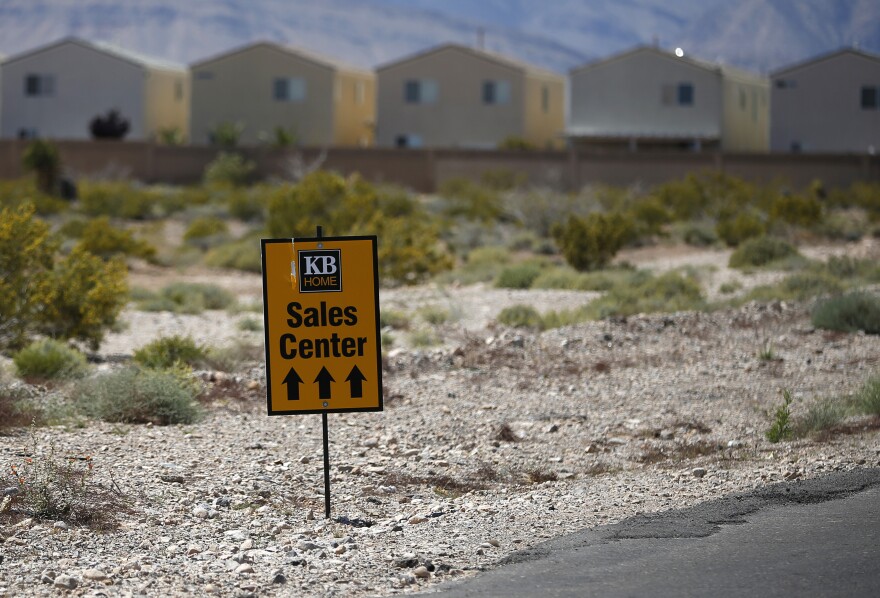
261;236;384;416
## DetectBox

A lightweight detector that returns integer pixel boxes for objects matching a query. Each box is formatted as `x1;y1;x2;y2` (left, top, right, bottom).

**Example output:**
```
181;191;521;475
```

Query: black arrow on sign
314;366;335;400
282;367;303;401
345;365;367;398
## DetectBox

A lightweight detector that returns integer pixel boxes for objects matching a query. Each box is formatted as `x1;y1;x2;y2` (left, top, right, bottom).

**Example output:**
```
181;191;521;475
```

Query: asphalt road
425;468;880;597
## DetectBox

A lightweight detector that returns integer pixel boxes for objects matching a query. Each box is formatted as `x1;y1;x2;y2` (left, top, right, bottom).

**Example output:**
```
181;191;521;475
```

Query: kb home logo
298;249;342;293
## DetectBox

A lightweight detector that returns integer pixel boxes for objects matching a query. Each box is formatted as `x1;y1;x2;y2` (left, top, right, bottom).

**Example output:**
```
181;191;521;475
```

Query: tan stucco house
376;43;565;149
771;48;880;153
568;46;768;152
0;37;188;141
190;42;375;147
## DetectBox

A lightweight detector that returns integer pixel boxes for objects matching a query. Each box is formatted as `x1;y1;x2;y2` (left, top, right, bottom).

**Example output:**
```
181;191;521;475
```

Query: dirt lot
1;240;879;597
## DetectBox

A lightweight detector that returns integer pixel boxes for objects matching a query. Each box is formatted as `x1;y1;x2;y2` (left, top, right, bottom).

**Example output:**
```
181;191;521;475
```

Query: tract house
568;46;768;152
190;42;375;147
771;48;880;153
376;43;565;149
0;37;188;140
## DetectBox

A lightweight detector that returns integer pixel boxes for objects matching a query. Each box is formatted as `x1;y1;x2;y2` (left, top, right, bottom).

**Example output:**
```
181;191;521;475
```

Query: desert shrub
480;169;527;191
585;270;705;319
716;212;765;247
793;398;846;437
409;328;440;347
829;182;880;218
496;263;542;289
728;236;800;269
183;216;229;249
237;317;263;332
268;172;451;284
157;126;184;145
855;374;880;416
204;236;263;273
37;247;129;350
0;206;128;352
718;281;742;295
681;224;718;247
811;292;880;334
77;182;180;220
13;339;88;380
765;390;793;443
22;139;61;196
628;197;672;237
204;152;255;187
553;212;633;271
201;340;264;372
0;381;42;430
419;306;450;325
0;179;66;215
380;310;411;330
75;366;201;425
438;178;506;222
133;335;207;369
226;188;266;221
652;175;710;220
445;246;511;284
497;305;543;329
814;256;880;282
155;282;236;314
75;216;156;260
770;194;822;226
817;212;867;241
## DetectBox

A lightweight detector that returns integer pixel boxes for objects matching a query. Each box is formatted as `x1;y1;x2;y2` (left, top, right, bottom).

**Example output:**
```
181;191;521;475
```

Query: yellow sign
261;236;383;415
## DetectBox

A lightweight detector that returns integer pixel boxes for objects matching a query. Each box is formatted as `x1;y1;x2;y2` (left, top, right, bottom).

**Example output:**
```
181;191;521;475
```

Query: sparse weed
811;292;880;334
854;374;880;416
765;389;793;443
497;304;543;329
419;306;451;325
756;339;776;362
793;398;846;437
237;316;263;332
133;335;207;369
380;309;411;330
409;328;440;348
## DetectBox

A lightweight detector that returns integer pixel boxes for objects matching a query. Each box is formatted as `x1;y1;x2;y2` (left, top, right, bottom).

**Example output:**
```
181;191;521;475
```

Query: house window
541;85;549;113
274;77;306;102
677;83;694;106
404;79;437;104
24;74;55;97
775;79;796;89
861;86;878;109
482;80;510;104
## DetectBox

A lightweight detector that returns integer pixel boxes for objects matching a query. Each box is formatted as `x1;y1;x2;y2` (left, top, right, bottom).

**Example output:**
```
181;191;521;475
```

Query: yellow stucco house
376;43;565;149
190;42;375;147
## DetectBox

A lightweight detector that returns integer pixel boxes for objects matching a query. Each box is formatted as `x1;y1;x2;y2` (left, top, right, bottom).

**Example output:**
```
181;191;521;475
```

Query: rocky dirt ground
1;241;879;597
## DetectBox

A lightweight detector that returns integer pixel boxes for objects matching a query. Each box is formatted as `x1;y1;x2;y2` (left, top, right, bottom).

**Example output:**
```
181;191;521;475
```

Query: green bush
209;121;244;149
770;194;822;226
817;212;867;242
728;236;800;269
13;339;88;380
204;237;262;272
585;270;705;319
495;263;542;289
183;216;229;249
716;212;765;247
681;224;718;247
793;398;845;437
497;304;543;329
75;366;201;425
765;390;793;443
78;182;161;220
629;197;672;237
497;136;538;151
133;335;208;369
0;179;66;215
267;172;451;285
855;374;880;416
204;152;255;187
380;310;411;329
743;272;844;303
226;188;266;221
0;380;43;430
148;282;236;314
811;292;880;334
438;178;506;222
75;217;156;261
553;212;633;271
22;139;61;196
419;306;450;325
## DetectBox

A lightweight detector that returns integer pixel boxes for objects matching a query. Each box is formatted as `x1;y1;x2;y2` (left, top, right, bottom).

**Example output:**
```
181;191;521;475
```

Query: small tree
89;109;130;140
21;139;61;196
209;121;244;148
553;212;633;271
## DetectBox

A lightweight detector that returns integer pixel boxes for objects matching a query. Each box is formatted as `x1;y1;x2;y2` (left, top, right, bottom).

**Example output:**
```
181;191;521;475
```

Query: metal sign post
261;226;383;519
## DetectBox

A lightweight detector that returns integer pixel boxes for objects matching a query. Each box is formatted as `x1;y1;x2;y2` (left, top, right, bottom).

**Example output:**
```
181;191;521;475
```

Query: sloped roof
1;37;185;72
191;41;371;77
571;45;764;84
377;43;563;80
771;47;880;77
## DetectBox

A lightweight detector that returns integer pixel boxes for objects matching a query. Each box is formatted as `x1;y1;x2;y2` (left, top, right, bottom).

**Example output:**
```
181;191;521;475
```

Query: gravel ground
1;243;879;597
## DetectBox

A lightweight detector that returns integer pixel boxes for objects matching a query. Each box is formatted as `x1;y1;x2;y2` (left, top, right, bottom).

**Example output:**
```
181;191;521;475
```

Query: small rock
224;530;248;542
53;521;69;531
186;544;203;556
395;553;419;568
413;566;430;579
82;568;108;581
40;569;57;584
334;544;347;555
299;456;310;464
727;440;744;448
407;515;429;525
53;574;78;589
160;475;185;484
271;570;286;584
659;429;675;440
14;518;33;528
692;467;708;478
240;539;254;551
2;487;19;497
546;424;559;433
296;540;320;551
193;506;209;519
486;539;500;547
363;437;380;448
205;583;219;594
234;563;254;574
